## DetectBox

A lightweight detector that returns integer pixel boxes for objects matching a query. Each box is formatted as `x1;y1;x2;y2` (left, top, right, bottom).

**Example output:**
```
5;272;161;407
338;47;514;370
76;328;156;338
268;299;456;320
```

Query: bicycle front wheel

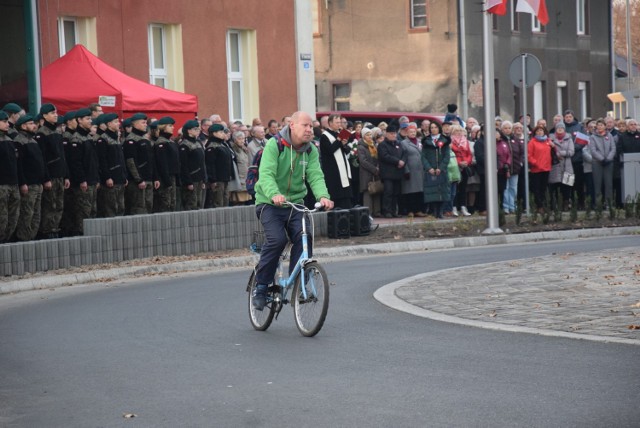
292;261;329;337
247;269;276;331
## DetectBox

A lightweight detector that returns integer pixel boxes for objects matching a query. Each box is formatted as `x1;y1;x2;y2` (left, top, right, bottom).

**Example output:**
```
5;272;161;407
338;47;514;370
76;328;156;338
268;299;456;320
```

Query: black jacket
0;132;21;185
205;136;235;183
14;130;48;185
66;127;99;186
96;129;127;185
378;138;407;181
35;121;68;179
154;133;181;187
179;136;206;185
123;128;155;182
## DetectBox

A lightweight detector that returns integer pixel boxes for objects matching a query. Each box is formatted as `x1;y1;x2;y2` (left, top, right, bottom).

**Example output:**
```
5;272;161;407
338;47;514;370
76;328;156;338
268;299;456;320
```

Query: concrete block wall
0;206;329;277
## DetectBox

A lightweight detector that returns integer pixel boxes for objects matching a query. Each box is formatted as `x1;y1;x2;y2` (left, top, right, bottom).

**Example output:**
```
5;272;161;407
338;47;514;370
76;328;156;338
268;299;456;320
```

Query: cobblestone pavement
393;247;640;343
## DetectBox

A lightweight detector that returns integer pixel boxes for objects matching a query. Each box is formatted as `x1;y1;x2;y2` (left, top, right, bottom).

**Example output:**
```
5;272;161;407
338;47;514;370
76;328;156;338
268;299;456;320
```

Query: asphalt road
1;236;639;427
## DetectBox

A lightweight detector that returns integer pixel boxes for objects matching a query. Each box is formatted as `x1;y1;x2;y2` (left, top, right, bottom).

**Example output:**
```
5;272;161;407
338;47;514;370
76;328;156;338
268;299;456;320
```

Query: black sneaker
252;284;268;311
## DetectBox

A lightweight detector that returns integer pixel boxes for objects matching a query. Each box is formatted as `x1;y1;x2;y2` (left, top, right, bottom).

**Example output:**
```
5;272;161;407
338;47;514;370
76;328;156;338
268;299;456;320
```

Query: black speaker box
327;209;351;239
349;206;370;236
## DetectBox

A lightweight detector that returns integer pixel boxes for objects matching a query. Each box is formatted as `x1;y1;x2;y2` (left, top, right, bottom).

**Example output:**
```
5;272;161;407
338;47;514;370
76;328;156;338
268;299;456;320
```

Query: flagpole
482;3;502;234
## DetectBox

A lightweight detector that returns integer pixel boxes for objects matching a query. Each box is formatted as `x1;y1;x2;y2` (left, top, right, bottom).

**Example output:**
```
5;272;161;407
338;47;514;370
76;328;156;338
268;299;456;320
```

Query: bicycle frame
274;204;318;302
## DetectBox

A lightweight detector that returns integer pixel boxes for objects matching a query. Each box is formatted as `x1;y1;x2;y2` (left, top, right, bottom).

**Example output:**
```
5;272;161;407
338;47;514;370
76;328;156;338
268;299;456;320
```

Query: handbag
367;178;384;195
562;171;575;186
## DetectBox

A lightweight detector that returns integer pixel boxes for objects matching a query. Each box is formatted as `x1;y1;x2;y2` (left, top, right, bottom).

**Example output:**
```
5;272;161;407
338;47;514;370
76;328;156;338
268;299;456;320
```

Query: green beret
102;113;119;124
36;113;43;122
0;111;9;121
182;120;200;134
39;103;56;115
2;103;22;114
56;116;65;126
157;116;175;126
122;118;132;128
75;108;92;119
148;120;158;130
209;123;225;135
130;112;147;122
16;114;35;127
63;111;77;123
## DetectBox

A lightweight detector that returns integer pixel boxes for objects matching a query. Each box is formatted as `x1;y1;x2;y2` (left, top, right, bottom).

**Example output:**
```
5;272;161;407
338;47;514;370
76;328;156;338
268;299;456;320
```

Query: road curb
1;226;638;295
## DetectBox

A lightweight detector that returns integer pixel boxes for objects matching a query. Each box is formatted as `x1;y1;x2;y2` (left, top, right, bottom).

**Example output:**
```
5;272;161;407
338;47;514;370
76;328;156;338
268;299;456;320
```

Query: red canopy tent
41;45;198;128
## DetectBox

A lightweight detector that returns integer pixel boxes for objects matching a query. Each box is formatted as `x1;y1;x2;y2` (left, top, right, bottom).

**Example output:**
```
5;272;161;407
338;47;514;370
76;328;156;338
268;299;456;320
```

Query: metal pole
626;0;633;91
521;54;530;216
459;0;469;120
25;0;42;114
482;7;502;234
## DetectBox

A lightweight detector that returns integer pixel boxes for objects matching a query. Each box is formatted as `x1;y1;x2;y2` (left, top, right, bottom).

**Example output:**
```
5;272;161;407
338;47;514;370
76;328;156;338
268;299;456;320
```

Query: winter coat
205;137;235;183
400;139;424;194
232;143;250;192
619;131;640;155
496;137;512;176
421;135;450;203
588;132;616;165
582;144;593;174
357;139;379;193
508;135;525;175
377;138;406;181
549;132;575;184
528;137;553;173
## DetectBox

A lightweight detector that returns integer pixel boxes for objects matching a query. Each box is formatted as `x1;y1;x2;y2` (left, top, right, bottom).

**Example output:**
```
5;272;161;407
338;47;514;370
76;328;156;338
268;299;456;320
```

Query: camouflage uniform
35;120;68;238
96;128;127;217
0;130;21;242
153;133;180;212
63;127;99;235
179;135;206;210
123;129;155;214
13;129;48;241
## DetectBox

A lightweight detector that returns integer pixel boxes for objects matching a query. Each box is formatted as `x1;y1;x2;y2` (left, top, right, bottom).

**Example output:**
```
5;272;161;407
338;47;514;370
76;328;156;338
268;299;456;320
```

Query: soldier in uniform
96;113;127;217
2;103;24;139
123;113;158;214
0;111;22;243
179;120;206;210
14;115;50;241
63;108;100;236
35;103;70;239
153;117;181;212
205;123;235;208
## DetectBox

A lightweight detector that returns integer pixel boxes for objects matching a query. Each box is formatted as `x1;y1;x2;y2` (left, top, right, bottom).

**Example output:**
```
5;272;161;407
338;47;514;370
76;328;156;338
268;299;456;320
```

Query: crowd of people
1;100;639;245
318;105;640;220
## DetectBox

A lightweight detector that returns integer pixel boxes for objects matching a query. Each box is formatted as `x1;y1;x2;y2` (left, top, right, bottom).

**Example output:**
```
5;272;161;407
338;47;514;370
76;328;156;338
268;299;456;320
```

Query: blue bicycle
247;202;330;337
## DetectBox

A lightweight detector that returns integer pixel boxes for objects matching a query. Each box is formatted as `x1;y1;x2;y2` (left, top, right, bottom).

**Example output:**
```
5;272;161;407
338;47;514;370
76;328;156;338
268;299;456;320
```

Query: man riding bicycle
253;111;334;310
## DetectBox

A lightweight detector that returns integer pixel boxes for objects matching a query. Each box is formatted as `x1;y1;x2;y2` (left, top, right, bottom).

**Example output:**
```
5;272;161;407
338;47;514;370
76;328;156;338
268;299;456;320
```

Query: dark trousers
255;204;310;286
382;178;401;215
530;171;549;210
572;162;585;208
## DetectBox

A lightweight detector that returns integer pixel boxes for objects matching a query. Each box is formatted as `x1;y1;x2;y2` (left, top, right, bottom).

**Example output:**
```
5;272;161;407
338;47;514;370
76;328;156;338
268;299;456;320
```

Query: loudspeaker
327;209;351;239
349;206;370;236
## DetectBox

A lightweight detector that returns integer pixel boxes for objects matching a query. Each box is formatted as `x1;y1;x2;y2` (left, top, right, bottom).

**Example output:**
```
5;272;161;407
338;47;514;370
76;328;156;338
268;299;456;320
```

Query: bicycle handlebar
283;201;323;213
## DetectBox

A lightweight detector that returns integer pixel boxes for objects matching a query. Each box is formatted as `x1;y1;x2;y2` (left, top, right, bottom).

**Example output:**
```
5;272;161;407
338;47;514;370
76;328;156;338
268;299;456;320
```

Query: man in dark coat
377;125;406;217
319;114;352;209
123;113;158;214
205;123;235;208
95;113;127;217
0;111;23;243
35;103;69;238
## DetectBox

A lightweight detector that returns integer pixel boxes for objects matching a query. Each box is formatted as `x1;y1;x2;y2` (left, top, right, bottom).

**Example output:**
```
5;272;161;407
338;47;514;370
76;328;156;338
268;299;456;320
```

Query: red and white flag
575;132;590;146
516;0;549;25
485;0;508;15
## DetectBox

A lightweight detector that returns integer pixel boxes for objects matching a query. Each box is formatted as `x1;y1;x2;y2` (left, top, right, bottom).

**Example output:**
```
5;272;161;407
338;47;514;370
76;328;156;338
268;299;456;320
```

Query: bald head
289;111;314;147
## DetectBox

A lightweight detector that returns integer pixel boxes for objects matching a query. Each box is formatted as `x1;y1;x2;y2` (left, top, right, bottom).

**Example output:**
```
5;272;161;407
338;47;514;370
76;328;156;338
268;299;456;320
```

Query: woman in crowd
229;130;251;205
588;118;617;209
527;125;553;212
511;122;526;211
466;124;482;214
495;124;512;210
449;124;472;216
357;127;382;217
549;122;575;211
400;123;426;217
421;122;450;218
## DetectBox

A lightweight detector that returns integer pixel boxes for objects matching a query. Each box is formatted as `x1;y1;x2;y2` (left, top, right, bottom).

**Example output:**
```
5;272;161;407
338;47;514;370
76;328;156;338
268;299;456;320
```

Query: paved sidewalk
376;246;640;345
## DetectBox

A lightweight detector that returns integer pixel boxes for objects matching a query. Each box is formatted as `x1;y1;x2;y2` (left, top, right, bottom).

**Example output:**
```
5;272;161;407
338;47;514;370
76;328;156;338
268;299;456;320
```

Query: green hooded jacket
254;126;330;206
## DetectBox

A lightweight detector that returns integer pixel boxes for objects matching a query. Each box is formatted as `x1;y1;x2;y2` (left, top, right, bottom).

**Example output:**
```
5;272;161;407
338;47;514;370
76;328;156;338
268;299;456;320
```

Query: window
410;0;427;29
149;24;167;88
494;79;500;117
578;81;589;119
510;0;519;32
333;83;351;111
577;0;589;35
556;81;567;115
58;16;97;56
492;13;499;31
531;15;544;33
226;29;259;123
533;81;545;123
148;23;185;91
312;0;321;36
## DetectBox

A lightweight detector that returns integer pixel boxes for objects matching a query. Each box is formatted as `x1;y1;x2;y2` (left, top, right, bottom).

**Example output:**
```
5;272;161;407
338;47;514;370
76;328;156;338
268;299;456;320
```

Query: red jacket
528;137;552;173
451;135;473;167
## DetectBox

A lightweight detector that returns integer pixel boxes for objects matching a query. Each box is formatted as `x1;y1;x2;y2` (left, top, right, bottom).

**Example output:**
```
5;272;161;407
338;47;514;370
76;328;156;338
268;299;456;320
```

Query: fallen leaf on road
123;413;137;419
631;302;640;308
627;325;640;330
488;310;497;318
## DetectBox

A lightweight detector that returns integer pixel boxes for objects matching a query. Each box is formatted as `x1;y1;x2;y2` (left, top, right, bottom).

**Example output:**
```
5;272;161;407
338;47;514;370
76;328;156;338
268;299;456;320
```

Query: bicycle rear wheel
247;269;276;331
292;261;329;337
